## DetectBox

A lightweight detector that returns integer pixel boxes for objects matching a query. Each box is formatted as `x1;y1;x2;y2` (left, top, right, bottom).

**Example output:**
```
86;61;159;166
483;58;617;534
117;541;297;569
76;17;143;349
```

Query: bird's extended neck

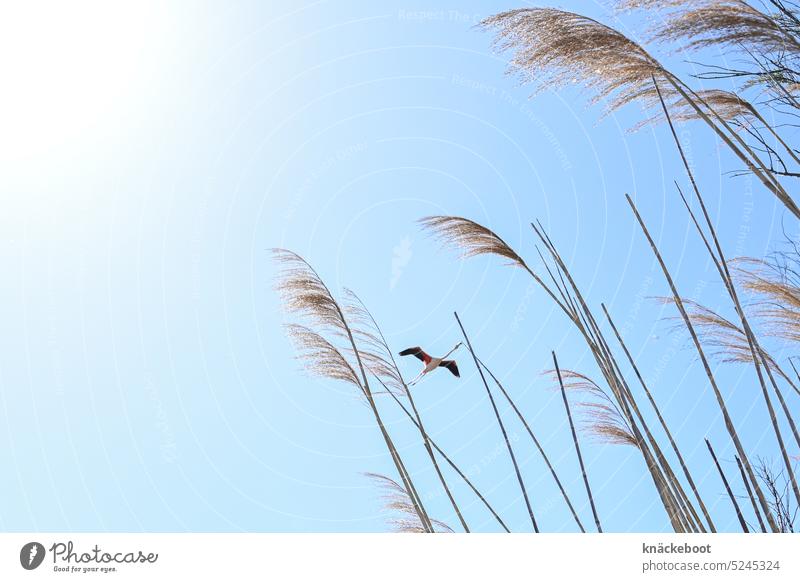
443;342;462;359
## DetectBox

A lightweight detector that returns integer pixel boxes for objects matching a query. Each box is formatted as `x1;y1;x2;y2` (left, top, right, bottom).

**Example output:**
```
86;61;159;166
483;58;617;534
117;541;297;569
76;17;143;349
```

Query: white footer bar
1;534;797;581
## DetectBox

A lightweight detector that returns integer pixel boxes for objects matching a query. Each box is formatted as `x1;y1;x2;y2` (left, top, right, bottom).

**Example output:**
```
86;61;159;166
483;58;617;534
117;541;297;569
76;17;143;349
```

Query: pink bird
399;343;462;386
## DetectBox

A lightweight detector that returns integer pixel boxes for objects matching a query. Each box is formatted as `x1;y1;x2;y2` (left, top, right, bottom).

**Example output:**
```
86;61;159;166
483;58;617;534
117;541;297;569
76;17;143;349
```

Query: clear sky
0;0;796;532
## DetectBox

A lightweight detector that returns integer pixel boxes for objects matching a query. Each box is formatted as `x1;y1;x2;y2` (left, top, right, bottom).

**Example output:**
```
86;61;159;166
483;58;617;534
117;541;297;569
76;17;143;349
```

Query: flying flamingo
399;343;462;386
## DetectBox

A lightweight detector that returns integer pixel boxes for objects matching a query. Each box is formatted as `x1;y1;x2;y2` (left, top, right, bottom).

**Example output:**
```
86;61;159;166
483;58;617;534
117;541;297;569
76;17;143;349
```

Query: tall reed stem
626;197;780;531
705;439;749;533
602;304;715;533
479;359;586;532
454;311;540;532
553;351;603;533
735;455;767;533
382;383;511;532
654;80;800;513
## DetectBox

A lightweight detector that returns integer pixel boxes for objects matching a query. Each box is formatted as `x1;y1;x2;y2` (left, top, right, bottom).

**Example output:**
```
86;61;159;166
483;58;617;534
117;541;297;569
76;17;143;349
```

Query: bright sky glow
0;1;167;162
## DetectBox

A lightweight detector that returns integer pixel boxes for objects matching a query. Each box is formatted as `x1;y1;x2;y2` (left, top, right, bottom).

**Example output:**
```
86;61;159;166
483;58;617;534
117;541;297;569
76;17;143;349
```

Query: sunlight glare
0;1;167;162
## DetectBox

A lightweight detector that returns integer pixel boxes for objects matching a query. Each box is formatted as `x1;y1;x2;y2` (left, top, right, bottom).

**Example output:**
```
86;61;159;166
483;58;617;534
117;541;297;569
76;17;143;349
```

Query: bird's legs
408;370;426;386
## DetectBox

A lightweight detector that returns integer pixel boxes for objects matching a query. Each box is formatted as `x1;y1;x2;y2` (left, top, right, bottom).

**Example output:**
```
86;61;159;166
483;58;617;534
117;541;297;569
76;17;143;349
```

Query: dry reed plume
546;368;637;449
480;8;665;115
366;473;454;533
620;0;800;57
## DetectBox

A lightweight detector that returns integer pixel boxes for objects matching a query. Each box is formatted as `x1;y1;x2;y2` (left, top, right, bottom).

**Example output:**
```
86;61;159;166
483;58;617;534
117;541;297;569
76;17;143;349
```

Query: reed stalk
602;304;715;532
380;381;512;532
705;439;749;533
422;216;688;531
736;455;768;533
553;352;603;532
454;311;540;532
346;292;470;532
653;81;800;511
273;250;433;532
479;359;586;532
625;199;781;531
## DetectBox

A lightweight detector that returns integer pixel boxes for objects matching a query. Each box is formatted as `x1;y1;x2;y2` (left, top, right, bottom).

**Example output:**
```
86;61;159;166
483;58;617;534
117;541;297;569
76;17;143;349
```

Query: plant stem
553;351;603;533
479;359;586;532
705;439;749;533
454;311;540;532
626;195;780;532
382;384;511;532
735;455;767;533
602;304;713;532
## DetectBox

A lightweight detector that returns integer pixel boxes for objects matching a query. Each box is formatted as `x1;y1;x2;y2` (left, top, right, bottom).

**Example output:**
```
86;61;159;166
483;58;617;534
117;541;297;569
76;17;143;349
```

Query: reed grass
273;249;433;532
424;216;691;531
705;439;750;532
625;198;781;531
479;359;586;532
736;454;768;532
346;291;471;532
602;304;715;532
553;352;603;532
480;7;800;217
379;379;512;532
454;311;540;532
653;82;800;511
366;473;453;533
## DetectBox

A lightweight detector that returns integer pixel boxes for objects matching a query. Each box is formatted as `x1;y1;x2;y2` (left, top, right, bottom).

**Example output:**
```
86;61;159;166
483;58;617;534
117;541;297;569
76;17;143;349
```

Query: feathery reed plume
547;368;637;449
643;0;800;57
626;197;781;531
420;216;527;267
480;360;586;532
454;311;540;532
633;89;757;131
481;7;800;216
602;303;716;532
734;257;800;346
273;249;350;336
705;439;750;532
736;454;768;532
553;353;604;532
673;296;800;399
366;473;454;533
273;249;434;532
479;8;665;115
285;324;362;394
346;291;471;532
666;296;800;451
379;379;511;532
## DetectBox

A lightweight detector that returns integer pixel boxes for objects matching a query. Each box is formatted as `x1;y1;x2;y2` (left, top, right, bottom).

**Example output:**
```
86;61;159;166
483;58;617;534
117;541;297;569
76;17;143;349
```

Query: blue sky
0;0;797;532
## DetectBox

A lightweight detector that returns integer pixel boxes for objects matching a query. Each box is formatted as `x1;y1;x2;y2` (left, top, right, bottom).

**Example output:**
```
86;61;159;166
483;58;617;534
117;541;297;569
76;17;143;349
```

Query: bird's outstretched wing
399;347;431;364
439;360;459;378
